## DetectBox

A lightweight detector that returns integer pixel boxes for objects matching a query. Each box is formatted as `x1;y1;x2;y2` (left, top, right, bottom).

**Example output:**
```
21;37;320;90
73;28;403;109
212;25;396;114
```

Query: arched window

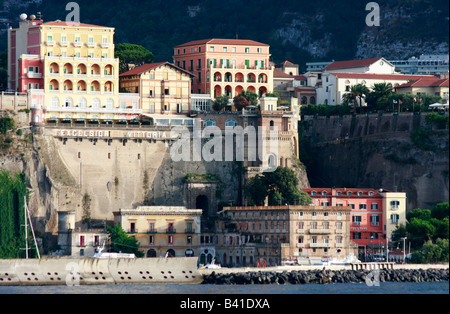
50;97;59;108
105;98;114;109
225;119;238;127
64;97;73;107
78;97;87;108
91;98;100;109
204;119;216;127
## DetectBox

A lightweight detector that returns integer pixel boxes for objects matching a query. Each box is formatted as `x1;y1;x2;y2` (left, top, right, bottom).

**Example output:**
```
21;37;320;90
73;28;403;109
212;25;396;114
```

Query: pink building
173;39;274;99
302;187;407;260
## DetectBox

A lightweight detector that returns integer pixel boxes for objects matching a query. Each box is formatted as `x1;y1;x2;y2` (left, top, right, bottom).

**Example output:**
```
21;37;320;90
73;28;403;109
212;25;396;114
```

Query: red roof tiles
330;72;437;81
323;57;383;70
43;21;110;28
175;38;269;48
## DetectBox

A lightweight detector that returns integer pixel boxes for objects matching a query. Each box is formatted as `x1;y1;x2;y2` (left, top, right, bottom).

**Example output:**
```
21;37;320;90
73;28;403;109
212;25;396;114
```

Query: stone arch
147;249;157;257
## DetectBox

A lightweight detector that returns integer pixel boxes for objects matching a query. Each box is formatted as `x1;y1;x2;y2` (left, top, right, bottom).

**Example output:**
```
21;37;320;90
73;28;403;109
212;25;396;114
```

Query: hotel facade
8;16;140;125
173;39;274;99
302;187;407;258
214;205;355;267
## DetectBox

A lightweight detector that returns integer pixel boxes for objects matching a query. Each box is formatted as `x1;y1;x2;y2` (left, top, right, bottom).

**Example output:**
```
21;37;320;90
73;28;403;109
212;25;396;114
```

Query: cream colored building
119;62;194;117
8;17;141;124
379;191;408;242
214;205;356;267
113;206;202;258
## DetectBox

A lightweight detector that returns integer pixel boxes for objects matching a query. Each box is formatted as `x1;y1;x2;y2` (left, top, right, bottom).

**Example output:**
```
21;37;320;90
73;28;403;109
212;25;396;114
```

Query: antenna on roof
37;12;43;20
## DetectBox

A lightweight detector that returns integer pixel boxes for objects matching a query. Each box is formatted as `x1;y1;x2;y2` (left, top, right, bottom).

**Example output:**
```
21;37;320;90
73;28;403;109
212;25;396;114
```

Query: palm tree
352;83;370;108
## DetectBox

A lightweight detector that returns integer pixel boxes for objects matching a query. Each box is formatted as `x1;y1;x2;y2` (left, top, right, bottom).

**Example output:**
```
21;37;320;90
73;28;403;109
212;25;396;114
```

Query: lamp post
401;237;407;263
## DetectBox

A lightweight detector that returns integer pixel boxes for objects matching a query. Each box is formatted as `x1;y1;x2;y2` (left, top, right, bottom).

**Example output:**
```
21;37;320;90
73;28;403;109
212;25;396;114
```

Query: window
371;215;379;226
210;46;214;52
391;214;400;224
322;191;327;196
358;192;362;196
149;235;154;244
352;216;361;226
184;222;193;233
311;222;317;229
371;203;378;210
245;47;250;53
321;202;330;206
391;200;400;209
311;191;316;196
223;47;227;52
336;222;342;230
149;222;155;232
164;88;169;95
352;232;361;239
225;119;238;127
168;235;173;244
359;204;367;210
204;119;216;127
79;235;85;246
167;222;175;233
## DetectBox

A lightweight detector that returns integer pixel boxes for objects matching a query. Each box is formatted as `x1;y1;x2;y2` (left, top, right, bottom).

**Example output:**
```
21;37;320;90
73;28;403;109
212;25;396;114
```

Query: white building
312;57;439;105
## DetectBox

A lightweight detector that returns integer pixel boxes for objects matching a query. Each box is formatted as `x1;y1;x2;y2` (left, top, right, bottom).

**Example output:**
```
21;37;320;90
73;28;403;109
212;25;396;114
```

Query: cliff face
1;117;310;246
300;114;449;211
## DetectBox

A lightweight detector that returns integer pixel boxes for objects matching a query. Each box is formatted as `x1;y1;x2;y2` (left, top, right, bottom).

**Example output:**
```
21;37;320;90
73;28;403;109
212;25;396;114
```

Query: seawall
200;264;449;285
0;257;202;286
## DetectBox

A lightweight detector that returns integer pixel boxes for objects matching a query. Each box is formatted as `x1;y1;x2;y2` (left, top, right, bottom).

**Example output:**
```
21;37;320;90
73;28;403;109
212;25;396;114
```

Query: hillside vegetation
1;0;448;71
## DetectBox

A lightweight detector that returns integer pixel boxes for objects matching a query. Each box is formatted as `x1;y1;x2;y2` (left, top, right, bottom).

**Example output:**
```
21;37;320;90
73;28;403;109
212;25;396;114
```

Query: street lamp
401;237;407;263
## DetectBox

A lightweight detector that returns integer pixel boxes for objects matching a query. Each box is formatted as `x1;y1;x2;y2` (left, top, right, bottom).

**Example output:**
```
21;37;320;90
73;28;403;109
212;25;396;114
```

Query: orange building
173;39;274;99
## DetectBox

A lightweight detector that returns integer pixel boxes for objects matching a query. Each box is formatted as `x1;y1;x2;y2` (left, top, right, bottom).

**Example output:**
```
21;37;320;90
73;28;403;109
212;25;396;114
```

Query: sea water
0;281;448;294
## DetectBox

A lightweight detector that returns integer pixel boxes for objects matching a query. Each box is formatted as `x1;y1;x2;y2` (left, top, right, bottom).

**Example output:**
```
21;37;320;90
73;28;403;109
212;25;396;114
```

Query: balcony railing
166;228;176;234
310;243;331;248
309;229;331;234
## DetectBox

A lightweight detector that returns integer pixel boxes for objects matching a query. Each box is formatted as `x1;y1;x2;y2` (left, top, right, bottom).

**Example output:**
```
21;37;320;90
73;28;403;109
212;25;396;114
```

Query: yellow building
8;17;141;124
113;206;202;258
119;62;194;118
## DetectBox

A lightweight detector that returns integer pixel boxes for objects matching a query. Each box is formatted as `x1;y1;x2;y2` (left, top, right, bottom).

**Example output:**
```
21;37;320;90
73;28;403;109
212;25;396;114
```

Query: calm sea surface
0;281;448;294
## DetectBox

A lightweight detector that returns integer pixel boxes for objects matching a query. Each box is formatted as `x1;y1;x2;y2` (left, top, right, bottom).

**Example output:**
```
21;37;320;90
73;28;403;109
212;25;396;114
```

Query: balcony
73;42;84;47
27;72;42;78
296;229;305;234
310;243;331;248
185;228;196;234
60;41;69;46
296;243;305;248
101;43;111;48
45;41;56;46
166;228;176;234
87;42;97;48
147;229;158;234
309;229;331;234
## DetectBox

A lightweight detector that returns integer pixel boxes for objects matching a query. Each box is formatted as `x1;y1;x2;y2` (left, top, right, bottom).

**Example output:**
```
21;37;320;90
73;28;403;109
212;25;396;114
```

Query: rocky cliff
300;113;449;211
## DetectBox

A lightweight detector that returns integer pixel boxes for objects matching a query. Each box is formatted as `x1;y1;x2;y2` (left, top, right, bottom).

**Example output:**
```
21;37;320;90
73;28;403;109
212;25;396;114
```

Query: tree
431;202;449;220
115;43;154;73
245;167;312;206
106;225;144;257
212;95;229;112
244;175;267;206
351;83;370;109
233;90;258;111
366;82;393;110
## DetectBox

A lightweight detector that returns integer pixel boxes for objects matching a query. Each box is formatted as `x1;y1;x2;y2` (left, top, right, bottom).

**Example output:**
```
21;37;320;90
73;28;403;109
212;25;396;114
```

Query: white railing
45;107;143;115
309;229;331;234
310;243;331;248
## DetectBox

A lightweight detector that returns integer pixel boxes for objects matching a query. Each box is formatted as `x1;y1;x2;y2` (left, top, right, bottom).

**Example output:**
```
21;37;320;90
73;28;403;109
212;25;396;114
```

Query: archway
166;249;175;257
147;249;157;257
